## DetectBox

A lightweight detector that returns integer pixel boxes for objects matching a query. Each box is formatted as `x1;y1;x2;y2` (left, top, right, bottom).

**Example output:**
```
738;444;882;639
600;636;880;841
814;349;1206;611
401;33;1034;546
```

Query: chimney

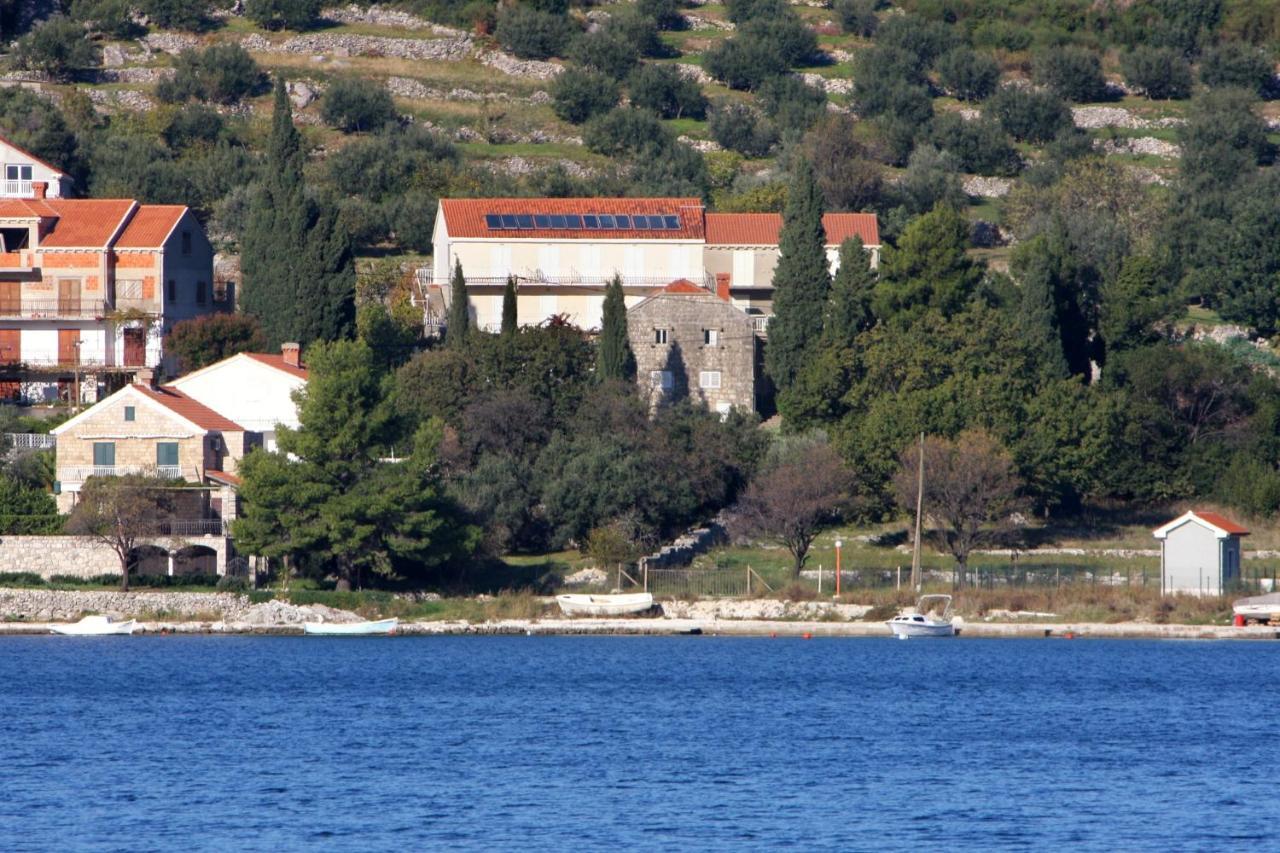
281;342;301;368
31;181;47;200
715;273;731;302
134;367;156;388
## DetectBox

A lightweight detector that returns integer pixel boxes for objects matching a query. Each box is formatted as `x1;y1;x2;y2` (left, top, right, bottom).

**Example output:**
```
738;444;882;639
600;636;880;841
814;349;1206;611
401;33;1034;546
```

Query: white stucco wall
169;356;304;434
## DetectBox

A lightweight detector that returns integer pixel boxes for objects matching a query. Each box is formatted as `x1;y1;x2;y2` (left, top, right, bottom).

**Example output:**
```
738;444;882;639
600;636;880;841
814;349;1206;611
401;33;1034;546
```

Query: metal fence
644;567;773;598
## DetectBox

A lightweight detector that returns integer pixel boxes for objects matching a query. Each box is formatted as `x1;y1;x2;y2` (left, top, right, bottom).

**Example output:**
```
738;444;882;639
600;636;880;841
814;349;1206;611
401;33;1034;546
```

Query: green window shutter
93;442;115;467
124;406;135;422
156;442;178;467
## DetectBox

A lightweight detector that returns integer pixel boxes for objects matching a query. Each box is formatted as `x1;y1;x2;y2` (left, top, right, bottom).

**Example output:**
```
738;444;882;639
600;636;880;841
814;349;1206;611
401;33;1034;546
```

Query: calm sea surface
0;635;1276;851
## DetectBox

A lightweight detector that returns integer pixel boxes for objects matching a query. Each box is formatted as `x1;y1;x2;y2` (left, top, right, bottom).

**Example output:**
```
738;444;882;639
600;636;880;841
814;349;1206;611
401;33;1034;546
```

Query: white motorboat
1233;592;1280;624
50;615;137;636
302;618;399;636
887;594;956;638
556;593;654;617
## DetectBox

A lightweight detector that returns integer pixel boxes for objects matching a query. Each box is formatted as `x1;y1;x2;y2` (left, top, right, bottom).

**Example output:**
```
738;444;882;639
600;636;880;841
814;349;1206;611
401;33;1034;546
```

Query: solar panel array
483;213;682;231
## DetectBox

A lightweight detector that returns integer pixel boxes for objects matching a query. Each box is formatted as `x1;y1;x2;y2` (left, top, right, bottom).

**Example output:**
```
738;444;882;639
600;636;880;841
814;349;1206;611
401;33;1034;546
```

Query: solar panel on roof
663;215;680;229
633;217;649;230
615;215;631;229
648;215;665;229
599;214;615;228
534;214;551;228
501;214;519;228
485;214;503;229
565;214;582;228
583;215;598;228
549;214;567;228
516;214;534;228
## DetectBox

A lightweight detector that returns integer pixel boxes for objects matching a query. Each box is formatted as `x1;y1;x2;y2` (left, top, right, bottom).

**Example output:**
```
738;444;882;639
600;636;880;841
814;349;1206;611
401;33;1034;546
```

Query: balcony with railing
4;433;55;451
751;315;773;337
3;180;31;197
154;518;231;537
0;299;109;320
59;464;184;484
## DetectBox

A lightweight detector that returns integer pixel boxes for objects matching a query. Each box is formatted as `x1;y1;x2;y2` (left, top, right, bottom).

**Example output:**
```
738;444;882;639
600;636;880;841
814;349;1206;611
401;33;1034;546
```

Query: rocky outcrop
386;76;547;104
478;51;563;80
321;3;437;30
1072;105;1186;130
800;72;853;95
660;598;872;620
963;176;1014;197
1098;136;1181;158
639;520;728;571
240;32;474;62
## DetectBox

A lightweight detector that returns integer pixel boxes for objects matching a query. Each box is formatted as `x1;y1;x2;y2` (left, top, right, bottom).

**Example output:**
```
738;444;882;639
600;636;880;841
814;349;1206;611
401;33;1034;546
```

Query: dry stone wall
0;536;229;578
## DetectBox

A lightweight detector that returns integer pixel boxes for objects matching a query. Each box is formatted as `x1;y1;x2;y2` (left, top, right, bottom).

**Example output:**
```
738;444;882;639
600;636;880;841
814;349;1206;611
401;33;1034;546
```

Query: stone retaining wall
639;519;728;571
0;536;230;578
0;589;249;621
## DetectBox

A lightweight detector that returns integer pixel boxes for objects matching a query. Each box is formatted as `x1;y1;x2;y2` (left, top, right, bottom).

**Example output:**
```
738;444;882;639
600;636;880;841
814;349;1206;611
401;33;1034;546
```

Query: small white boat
51;615;137;636
556;593;654;617
887;594;956;638
302;618;399;636
1233;592;1280;624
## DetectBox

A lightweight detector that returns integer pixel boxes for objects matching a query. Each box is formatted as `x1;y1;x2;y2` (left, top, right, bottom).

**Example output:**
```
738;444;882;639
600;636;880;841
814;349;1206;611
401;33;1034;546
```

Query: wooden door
57;329;79;365
0;281;19;316
0;328;18;364
123;327;145;367
58;279;80;317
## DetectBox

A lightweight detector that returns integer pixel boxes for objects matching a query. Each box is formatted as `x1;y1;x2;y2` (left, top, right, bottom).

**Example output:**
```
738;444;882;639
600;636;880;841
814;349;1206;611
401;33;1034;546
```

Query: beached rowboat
1233;592;1280;624
51;615;137;636
302;618;399;636
556;593;654;617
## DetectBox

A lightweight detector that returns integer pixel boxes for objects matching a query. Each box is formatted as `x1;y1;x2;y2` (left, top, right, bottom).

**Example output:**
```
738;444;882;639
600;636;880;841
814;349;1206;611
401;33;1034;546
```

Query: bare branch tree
66;476;176;591
730;435;852;575
892;430;1024;587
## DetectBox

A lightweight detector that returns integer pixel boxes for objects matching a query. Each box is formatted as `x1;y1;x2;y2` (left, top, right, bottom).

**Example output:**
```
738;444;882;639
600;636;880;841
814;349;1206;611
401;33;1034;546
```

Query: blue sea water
0;635;1277;851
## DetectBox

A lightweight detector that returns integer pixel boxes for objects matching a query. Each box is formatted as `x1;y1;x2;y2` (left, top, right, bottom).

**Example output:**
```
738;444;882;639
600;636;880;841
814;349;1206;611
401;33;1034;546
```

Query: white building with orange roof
0;134;72;199
0;187;216;403
426;198;880;334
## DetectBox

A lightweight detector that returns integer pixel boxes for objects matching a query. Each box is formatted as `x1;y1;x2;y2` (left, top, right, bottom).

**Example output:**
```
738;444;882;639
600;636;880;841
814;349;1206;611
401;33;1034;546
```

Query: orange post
835;540;842;597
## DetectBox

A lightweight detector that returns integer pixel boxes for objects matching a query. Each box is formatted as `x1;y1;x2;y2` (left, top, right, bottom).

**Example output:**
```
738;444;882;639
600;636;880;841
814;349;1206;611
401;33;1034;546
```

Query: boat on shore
1233;592;1280;624
51;615;137;636
302;618;399;636
887;595;956;638
556;593;654;617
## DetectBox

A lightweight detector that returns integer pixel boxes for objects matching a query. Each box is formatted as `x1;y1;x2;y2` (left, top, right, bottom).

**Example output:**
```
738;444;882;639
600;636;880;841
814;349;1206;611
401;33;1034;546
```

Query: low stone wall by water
0;535;230;578
0;589;250;621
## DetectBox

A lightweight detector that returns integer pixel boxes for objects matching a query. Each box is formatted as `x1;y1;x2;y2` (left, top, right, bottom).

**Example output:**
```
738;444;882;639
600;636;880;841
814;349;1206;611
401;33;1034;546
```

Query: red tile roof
705;212;880;247
116;205;187;249
243;352;309;380
205;469;241;487
0;199;138;248
662;278;705;294
441;198;707;240
134;385;244;432
1193;511;1250;536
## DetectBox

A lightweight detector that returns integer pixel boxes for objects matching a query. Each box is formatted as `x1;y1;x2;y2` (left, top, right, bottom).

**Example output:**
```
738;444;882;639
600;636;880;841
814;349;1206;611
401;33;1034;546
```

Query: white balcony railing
4;433;55;451
60;465;184;483
751;316;772;335
3;180;31;197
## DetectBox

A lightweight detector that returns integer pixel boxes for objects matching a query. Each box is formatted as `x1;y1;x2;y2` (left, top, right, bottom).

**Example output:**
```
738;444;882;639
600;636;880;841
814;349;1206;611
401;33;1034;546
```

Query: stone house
627;280;756;415
0;192;217;404
1152;510;1249;595
425;198;880;335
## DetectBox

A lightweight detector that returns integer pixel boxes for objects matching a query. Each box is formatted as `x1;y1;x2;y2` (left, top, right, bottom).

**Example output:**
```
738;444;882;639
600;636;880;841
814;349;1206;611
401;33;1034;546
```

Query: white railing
60;465;184;483
3;180;31;197
751;316;772;335
417;270;713;289
5;433;55;450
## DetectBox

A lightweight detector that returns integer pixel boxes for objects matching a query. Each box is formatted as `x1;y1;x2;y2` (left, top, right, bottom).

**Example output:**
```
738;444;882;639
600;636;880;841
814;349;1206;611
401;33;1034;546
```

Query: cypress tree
1011;233;1070;380
241;76;355;347
596;274;636;382
823;237;876;349
765;159;831;394
501;275;518;337
447;259;471;350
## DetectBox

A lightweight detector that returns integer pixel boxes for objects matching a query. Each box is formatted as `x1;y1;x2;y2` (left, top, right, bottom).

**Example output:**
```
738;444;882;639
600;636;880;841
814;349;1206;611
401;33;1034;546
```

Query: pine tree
871;204;983;324
765;159;831;395
447;259;471;350
596;274;636;381
501;275;518;337
241;76;355;347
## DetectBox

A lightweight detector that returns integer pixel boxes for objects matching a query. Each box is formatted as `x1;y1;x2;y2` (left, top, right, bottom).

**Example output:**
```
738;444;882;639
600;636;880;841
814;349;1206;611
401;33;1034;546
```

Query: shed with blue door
1152;510;1249;595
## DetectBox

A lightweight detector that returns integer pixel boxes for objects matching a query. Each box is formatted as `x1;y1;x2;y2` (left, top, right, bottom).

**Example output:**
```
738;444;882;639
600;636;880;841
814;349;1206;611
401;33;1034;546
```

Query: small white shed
1152;510;1249;595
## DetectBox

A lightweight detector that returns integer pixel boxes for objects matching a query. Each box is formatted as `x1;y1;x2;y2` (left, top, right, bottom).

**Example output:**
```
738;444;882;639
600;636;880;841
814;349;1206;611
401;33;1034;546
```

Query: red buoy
1234;614;1246;627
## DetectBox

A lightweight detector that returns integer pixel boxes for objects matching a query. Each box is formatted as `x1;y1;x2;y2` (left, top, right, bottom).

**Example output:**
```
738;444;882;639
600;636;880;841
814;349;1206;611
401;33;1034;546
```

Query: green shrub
70;0;144;38
1121;46;1193;100
704;36;789;90
245;0;323;31
834;0;877;37
216;575;251;592
605;8;670;59
583;107;671;157
725;0;787;24
141;0;211;31
495;6;576;60
739;16;818;67
937;48;1001;102
985;87;1073;143
930;112;1020;176
321;77;398;132
568;28;641;80
708;101;777;157
1216;455;1280;516
637;0;684;31
972;20;1032;52
389;189;439;253
874;13;959;72
14;15;99;82
757;75;826;131
1199;43;1274;96
1033;46;1108;103
628;64;707;120
163;105;226;150
157;44;263;105
0;572;45;587
551;68;620;123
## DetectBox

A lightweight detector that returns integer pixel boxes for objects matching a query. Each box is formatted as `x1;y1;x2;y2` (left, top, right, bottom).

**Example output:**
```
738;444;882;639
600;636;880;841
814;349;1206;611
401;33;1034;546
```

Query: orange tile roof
205;469;241;487
0;198;59;219
705;212;880;247
441;198;706;240
662;278;706;294
0;199;139;249
134;385;244;432
115;205;187;249
243;352;309;380
1193;511;1250;536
